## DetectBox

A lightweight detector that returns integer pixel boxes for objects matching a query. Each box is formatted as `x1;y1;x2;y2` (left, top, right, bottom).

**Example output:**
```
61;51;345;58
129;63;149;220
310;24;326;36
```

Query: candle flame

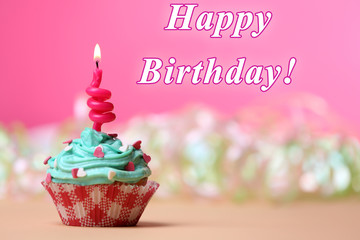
94;44;101;61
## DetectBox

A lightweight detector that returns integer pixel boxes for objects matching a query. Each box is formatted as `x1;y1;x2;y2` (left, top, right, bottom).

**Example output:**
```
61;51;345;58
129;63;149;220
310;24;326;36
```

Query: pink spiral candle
86;45;116;132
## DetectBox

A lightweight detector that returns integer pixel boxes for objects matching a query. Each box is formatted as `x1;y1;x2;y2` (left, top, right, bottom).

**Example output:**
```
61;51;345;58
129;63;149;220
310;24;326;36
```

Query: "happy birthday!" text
137;3;297;92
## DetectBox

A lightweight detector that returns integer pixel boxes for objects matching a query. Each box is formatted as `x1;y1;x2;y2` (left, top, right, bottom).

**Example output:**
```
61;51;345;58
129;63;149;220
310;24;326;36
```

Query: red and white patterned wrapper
42;180;159;227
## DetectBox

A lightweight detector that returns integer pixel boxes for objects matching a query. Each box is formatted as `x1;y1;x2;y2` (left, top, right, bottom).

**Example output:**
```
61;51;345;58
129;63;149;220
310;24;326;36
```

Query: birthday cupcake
42;44;159;227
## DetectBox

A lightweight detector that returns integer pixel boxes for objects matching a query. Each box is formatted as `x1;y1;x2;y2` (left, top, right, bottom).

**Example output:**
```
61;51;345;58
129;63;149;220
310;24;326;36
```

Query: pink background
1;1;359;131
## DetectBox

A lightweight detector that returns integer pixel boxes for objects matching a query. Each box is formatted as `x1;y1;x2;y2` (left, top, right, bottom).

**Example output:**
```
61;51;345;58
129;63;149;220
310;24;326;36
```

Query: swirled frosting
46;128;151;185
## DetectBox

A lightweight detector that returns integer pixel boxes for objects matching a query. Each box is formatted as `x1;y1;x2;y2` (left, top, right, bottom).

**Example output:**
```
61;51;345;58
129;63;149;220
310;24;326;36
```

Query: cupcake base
42;180;159;227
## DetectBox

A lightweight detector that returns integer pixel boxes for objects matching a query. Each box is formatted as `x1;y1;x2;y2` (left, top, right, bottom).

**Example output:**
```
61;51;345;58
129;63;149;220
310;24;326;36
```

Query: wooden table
1;198;359;240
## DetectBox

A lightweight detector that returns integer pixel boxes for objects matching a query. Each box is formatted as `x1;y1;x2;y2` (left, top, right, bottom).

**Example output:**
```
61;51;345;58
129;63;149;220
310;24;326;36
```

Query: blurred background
0;0;360;203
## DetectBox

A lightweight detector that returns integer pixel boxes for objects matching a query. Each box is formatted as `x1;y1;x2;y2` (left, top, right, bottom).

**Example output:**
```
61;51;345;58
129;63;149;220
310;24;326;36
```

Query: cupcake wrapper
42;180;159;227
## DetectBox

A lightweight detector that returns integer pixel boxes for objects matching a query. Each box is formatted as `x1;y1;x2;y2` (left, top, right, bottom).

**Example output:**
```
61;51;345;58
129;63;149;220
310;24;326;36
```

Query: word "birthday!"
137;57;297;92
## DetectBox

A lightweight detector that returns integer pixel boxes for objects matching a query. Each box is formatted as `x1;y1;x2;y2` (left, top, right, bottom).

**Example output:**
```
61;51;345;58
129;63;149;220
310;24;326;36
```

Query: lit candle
86;44;116;132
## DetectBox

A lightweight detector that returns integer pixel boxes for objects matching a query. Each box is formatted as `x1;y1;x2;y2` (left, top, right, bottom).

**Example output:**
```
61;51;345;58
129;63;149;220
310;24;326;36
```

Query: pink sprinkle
125;161;135;171
72;168;79;178
46;173;52;183
94;146;105;158
143;153;151;163
108;133;118;138
63;139;73;144
132;140;142;150
43;156;51;165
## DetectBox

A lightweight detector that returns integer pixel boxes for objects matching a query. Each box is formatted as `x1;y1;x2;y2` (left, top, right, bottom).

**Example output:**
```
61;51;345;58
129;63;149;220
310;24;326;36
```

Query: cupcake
42;44;159;226
42;128;159;226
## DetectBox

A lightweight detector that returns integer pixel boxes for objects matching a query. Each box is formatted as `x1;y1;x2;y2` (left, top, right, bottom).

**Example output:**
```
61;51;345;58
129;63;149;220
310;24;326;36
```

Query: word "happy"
164;4;272;38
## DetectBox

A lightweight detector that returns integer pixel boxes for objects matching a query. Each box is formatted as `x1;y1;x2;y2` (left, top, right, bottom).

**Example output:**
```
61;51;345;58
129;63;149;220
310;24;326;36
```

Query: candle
86;44;116;132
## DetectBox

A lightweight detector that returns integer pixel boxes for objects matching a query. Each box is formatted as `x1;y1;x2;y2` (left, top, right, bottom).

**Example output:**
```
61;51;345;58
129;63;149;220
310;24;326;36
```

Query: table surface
1;197;359;240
